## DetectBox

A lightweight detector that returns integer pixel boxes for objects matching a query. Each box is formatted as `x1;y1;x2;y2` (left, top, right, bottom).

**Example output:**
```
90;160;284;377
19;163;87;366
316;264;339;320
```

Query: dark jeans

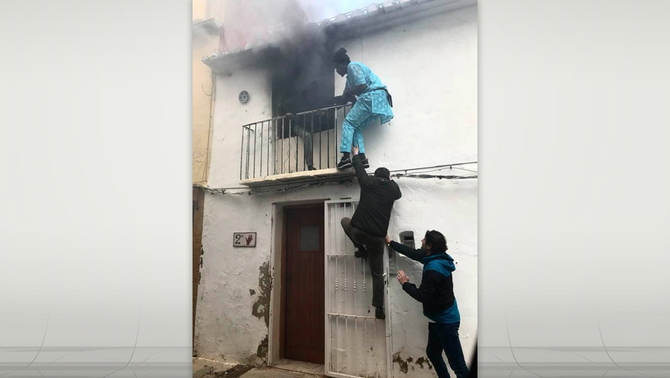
427;322;470;378
340;217;385;309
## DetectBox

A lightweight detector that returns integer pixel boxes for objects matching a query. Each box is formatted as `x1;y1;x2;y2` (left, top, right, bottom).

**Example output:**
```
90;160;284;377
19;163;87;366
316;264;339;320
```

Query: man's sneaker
354;247;368;259
361;159;370;168
375;307;386;320
337;157;352;170
307;165;317;171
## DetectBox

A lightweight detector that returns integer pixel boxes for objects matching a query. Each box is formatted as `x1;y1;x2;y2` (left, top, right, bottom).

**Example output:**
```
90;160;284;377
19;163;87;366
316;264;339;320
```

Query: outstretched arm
352;149;371;188
387;238;424;264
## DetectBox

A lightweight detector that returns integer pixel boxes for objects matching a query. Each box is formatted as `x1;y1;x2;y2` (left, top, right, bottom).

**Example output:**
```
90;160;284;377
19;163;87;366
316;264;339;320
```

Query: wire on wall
196;161;477;196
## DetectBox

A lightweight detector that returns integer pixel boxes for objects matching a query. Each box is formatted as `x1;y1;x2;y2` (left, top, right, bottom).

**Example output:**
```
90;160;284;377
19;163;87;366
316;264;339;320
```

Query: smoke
219;0;374;52
219;0;349;112
220;0;311;52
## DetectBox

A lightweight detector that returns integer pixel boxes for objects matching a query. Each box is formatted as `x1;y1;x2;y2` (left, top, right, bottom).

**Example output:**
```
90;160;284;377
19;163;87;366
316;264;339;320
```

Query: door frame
281;202;325;361
268;198;393;375
268;199;328;366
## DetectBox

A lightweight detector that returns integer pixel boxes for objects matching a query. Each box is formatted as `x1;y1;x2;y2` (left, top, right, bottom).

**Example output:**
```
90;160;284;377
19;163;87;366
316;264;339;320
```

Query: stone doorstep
192;357;238;378
214;364;254;377
193;357;328;377
238;366;326;377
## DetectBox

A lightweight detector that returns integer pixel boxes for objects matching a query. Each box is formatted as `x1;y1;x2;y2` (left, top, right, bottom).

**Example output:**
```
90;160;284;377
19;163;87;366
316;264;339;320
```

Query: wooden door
284;205;325;364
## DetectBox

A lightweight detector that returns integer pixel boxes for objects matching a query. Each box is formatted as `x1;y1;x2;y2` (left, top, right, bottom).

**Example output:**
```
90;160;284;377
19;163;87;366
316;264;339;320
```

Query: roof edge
202;0;475;74
193;18;220;35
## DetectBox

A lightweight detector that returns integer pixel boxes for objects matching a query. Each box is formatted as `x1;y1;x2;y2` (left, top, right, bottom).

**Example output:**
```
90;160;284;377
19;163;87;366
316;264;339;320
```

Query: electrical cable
197;161;478;196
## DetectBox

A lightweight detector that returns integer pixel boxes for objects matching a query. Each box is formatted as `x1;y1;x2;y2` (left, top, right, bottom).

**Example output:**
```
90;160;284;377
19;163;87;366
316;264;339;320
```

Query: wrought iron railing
240;103;353;180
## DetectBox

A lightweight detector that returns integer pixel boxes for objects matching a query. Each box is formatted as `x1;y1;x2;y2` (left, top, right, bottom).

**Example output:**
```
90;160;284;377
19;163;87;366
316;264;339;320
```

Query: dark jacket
389;241;460;323
350;155;402;237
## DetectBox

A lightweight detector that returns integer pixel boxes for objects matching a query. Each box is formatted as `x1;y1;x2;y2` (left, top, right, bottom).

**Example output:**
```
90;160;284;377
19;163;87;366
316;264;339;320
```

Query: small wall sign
233;232;256;247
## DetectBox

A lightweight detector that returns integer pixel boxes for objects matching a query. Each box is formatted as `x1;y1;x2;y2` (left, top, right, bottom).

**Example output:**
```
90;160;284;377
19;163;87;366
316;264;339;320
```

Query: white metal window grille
324;200;392;378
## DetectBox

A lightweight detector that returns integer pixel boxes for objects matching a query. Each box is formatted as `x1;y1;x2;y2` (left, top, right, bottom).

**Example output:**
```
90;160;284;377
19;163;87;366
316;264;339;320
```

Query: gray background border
2;0;669;377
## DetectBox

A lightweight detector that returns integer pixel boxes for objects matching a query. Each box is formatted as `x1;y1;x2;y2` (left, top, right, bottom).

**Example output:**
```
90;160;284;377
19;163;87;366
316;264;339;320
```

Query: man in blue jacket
386;230;469;378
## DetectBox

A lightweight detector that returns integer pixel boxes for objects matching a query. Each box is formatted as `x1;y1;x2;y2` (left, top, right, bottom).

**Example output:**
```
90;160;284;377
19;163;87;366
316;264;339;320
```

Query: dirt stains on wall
256;335;269;361
393;351;409;374
251;261;272;328
393;351;433;374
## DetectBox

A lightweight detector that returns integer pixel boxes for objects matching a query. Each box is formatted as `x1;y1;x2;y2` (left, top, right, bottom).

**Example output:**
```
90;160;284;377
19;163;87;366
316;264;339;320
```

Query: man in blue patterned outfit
332;47;394;170
386;230;470;378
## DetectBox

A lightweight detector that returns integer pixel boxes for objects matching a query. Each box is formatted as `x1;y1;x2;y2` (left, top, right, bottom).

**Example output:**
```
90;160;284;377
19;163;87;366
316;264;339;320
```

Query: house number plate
233;232;256;247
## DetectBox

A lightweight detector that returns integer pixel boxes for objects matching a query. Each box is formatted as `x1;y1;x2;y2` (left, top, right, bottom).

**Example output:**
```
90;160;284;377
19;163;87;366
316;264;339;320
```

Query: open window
270;44;336;139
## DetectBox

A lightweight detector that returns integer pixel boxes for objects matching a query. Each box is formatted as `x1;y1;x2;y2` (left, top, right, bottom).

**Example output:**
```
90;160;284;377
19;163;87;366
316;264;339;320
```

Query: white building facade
195;1;478;377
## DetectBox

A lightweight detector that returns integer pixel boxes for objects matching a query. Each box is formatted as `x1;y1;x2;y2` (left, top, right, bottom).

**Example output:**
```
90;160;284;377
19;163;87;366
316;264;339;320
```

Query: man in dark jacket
340;146;401;320
386;230;469;378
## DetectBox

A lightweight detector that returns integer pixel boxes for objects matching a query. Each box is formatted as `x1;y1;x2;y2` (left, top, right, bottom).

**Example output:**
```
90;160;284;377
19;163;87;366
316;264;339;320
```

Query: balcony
239;104;356;186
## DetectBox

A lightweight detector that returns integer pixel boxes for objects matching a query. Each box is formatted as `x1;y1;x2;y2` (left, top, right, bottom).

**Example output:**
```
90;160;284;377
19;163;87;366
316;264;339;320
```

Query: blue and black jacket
389;241;460;324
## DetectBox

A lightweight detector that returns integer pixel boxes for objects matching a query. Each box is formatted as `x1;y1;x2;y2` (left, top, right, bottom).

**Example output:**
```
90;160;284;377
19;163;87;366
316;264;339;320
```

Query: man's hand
385;235;392;245
397;270;409;285
351;146;359;155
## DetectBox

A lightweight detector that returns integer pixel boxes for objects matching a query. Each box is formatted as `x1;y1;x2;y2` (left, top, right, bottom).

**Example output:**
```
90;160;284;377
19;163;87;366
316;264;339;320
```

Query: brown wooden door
284;205;325;364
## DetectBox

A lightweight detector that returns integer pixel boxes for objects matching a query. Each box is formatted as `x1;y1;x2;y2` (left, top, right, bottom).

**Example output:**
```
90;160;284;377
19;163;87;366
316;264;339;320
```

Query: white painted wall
332;3;478;171
196;3;477;377
208;66;273;188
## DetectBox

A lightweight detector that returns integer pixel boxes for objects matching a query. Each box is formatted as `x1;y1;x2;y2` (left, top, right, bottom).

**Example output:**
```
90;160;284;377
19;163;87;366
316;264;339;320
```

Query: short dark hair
425;230;448;253
332;47;351;64
374;167;390;179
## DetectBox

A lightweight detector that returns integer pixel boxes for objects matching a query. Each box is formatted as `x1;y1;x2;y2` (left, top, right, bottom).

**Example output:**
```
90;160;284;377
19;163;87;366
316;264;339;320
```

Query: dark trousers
294;113;333;169
295;125;314;168
340;217;385;309
426;322;470;378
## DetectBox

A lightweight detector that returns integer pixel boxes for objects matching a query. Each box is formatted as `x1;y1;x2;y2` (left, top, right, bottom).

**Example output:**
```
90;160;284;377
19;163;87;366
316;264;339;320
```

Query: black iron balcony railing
240;103;353;181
